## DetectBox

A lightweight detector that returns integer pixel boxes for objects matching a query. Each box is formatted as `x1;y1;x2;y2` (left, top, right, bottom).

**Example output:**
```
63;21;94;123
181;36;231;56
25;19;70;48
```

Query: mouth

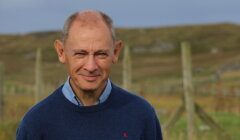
80;74;100;82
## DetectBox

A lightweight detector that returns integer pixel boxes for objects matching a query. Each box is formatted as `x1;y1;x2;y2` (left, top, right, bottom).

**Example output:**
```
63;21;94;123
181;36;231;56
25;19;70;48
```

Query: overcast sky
0;0;239;34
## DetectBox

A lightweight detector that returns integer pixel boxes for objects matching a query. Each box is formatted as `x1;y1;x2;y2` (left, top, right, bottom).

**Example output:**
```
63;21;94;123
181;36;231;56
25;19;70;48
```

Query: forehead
71;19;111;36
68;12;112;39
65;23;113;51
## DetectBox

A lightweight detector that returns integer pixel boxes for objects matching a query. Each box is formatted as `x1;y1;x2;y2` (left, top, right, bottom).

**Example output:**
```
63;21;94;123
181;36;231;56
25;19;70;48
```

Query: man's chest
42;113;145;140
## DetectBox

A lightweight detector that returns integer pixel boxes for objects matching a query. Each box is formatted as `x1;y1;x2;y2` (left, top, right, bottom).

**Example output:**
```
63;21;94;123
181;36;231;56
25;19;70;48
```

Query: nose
83;55;98;72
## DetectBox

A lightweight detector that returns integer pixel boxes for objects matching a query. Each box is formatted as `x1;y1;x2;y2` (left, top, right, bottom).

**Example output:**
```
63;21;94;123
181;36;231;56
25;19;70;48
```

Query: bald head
61;10;116;44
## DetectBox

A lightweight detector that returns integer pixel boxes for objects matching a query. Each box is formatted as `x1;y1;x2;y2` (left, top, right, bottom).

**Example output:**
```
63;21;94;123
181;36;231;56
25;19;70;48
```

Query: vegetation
1;23;240;86
0;23;239;139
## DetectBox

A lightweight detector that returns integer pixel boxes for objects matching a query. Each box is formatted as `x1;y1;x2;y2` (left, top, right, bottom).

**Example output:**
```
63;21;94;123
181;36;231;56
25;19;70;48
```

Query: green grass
1;23;240;87
212;112;240;140
146;94;239;140
0;23;240;140
157;112;240;140
0;93;239;140
0;120;19;140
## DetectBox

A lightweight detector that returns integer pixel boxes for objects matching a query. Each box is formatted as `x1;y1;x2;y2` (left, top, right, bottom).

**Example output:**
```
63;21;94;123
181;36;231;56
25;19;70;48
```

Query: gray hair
61;10;116;44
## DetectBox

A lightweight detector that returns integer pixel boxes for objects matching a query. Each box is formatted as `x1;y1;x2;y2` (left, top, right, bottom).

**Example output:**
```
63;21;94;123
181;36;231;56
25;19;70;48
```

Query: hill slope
1;23;240;94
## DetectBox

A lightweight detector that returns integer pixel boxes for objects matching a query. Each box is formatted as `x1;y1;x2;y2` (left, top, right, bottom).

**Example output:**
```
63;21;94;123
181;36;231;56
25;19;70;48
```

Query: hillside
1;23;240;94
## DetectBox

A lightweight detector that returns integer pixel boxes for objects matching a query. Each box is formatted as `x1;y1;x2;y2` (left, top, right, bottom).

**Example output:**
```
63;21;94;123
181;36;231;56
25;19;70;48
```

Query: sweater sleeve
16;121;41;140
141;108;163;140
155;114;163;140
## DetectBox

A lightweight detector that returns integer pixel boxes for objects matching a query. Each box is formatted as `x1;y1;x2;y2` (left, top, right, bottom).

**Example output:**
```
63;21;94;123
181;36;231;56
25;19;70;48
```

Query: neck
69;79;107;106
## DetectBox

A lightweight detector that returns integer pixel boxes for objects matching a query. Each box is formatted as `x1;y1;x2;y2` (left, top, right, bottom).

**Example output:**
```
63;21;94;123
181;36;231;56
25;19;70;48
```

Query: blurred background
0;0;239;140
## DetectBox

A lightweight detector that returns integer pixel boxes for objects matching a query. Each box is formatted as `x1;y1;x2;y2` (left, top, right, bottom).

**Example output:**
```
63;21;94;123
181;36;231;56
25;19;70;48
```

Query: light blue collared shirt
62;77;112;106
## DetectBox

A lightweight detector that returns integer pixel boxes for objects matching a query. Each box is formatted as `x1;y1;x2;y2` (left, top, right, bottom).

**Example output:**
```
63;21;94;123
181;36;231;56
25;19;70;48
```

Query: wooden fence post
123;45;132;91
181;42;196;140
164;42;225;139
35;48;43;103
0;62;4;120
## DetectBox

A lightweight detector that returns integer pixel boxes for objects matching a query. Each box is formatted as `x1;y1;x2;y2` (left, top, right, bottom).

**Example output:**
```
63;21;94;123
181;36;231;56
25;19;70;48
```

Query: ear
54;40;66;63
112;40;123;64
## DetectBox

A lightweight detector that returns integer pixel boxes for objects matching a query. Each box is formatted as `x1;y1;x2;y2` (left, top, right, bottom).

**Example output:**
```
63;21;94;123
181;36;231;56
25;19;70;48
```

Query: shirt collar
62;77;112;106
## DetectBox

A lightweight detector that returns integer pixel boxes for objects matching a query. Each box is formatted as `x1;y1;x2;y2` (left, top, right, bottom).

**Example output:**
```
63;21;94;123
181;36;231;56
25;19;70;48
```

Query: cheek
66;58;84;74
96;59;112;72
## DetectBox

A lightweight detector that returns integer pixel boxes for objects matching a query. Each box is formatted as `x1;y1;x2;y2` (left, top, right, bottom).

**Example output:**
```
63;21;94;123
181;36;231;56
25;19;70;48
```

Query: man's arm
16;121;41;140
141;109;163;140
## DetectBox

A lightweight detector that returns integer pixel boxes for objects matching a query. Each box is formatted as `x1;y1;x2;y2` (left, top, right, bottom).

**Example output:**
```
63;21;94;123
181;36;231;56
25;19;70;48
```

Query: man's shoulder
21;86;63;124
111;84;155;113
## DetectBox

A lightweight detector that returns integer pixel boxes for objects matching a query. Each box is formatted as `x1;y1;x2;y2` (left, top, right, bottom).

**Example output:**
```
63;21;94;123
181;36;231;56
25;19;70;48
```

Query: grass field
147;94;239;140
0;23;240;139
0;93;239;140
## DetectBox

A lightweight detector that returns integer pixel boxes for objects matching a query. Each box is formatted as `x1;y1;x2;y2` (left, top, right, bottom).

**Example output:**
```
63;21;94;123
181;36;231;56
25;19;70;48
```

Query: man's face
55;21;122;92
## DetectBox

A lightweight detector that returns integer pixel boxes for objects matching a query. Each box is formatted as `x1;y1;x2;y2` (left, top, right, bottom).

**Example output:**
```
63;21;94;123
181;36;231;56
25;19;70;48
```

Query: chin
81;84;98;91
73;76;107;92
78;81;101;92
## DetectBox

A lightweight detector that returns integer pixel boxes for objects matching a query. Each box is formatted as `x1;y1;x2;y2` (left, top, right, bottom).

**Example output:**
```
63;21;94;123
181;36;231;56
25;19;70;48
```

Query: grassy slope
0;23;240;91
0;23;239;140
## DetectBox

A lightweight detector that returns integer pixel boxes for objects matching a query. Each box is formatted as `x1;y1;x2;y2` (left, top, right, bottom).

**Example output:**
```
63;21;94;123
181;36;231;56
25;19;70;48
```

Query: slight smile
80;74;100;82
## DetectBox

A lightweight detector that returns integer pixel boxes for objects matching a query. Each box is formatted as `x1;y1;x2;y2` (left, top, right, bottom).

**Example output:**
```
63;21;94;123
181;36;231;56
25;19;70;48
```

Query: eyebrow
72;49;87;53
71;49;87;54
71;49;110;54
95;49;109;53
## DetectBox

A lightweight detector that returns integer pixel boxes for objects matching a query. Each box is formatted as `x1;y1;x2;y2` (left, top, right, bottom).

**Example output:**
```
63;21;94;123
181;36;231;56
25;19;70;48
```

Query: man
16;10;162;140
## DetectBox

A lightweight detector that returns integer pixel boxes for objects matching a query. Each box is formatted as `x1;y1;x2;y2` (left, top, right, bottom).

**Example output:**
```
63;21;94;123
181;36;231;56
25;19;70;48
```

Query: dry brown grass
144;94;240;115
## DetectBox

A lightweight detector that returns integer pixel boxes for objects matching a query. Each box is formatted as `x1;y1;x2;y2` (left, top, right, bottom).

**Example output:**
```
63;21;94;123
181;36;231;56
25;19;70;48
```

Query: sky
0;0;240;34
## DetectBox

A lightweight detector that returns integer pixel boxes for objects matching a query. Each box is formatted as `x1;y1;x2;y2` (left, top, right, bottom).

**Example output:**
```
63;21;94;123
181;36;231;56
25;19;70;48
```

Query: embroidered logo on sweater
122;131;128;138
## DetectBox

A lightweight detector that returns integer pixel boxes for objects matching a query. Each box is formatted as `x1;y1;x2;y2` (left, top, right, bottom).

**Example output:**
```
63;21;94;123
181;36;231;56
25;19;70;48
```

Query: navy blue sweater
17;84;162;140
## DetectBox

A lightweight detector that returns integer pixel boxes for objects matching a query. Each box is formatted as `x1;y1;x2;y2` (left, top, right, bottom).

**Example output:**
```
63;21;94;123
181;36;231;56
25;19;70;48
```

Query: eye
74;52;87;58
95;52;108;59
